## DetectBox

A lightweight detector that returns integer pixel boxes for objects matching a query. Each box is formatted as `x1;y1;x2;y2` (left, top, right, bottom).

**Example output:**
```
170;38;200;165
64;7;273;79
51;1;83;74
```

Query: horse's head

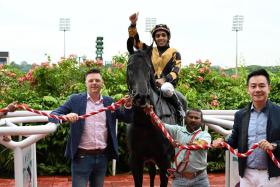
127;50;154;107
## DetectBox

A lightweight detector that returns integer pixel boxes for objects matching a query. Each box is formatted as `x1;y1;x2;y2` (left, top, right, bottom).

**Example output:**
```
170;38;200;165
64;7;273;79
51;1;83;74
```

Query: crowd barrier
0;110;238;187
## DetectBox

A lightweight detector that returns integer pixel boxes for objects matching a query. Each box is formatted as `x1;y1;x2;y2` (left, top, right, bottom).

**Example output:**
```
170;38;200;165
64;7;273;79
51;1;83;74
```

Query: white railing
0;111;57;187
0;110;238;187
203;110;238;187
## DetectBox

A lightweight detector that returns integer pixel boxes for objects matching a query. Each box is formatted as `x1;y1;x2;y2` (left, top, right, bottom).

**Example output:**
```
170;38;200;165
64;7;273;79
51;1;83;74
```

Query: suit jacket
227;100;280;178
49;93;132;160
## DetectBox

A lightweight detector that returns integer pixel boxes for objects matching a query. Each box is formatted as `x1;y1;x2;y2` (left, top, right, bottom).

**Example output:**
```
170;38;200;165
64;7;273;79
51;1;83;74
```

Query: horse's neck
133;107;150;122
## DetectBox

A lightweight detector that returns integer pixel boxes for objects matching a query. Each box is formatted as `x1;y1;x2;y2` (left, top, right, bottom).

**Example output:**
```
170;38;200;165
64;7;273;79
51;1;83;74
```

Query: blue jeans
172;170;210;187
71;153;108;187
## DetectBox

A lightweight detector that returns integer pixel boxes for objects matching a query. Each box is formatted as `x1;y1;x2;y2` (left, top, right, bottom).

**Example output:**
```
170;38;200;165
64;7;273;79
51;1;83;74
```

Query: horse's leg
146;161;156;187
156;158;170;187
129;155;144;187
158;169;169;187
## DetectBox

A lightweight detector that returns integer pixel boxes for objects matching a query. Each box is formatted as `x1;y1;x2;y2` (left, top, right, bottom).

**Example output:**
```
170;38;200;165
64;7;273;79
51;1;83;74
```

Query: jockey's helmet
151;24;171;40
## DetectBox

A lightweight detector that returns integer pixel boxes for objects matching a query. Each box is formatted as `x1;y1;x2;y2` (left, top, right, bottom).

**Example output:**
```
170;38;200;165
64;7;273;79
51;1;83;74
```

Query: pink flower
221;72;227;77
69;54;77;59
41;62;49;68
231;74;238;79
196;59;202;64
198;68;205;74
210;99;220;107
204;59;212;66
6;72;16;78
96;59;104;66
197;76;204;82
189;63;195;68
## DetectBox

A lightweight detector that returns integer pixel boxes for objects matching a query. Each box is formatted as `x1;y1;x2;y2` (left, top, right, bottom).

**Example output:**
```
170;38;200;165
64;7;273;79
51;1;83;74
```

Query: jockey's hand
124;95;132;108
63;113;79;123
212;138;225;148
129;12;139;25
155;78;166;87
258;139;275;151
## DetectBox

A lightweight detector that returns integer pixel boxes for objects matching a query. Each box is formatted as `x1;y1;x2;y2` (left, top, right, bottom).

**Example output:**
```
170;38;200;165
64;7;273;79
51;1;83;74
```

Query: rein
143;105;280;171
0;98;126;122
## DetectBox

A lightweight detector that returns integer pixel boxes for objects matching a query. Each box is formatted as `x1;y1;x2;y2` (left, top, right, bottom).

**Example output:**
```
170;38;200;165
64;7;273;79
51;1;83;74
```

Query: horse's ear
146;42;154;56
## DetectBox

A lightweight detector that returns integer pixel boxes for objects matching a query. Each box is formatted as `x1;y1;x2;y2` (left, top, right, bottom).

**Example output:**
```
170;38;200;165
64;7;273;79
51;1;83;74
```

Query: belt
77;148;105;155
247;167;267;171
181;169;205;180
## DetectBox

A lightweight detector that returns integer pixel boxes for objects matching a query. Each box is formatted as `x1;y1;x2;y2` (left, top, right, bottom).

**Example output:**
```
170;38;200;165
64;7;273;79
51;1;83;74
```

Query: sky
1;0;280;68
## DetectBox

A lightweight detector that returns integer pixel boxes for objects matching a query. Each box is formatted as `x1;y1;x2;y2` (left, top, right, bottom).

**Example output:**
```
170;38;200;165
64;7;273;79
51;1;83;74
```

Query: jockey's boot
170;94;186;125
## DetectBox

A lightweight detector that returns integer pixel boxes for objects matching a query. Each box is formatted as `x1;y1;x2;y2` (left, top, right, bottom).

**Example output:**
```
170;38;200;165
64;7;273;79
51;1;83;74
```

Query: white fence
0;110;238;187
203;110;239;187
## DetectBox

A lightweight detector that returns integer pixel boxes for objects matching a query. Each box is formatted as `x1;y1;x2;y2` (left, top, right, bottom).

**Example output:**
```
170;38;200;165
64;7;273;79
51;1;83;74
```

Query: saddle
149;88;176;124
150;88;187;125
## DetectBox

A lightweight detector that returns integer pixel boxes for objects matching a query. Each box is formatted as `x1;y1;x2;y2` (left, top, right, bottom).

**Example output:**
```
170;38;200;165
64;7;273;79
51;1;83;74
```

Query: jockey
127;12;186;124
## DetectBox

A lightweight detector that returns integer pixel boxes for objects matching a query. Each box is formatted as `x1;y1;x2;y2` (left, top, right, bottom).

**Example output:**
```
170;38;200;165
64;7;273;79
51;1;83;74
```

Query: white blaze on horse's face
154;30;169;47
85;73;103;96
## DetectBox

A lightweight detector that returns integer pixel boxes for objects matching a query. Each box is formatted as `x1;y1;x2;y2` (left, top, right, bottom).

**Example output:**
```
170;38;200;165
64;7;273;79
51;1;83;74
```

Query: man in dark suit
213;69;280;186
49;68;132;187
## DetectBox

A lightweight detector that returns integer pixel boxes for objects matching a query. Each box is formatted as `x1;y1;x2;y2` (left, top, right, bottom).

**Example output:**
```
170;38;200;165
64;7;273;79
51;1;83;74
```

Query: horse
126;49;186;187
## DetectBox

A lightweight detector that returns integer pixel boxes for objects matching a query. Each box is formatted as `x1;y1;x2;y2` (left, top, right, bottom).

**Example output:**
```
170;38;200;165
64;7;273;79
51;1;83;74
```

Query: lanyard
174;130;202;173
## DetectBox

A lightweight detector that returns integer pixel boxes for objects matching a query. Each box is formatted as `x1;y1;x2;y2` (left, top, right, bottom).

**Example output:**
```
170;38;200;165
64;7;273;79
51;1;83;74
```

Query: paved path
0;173;225;187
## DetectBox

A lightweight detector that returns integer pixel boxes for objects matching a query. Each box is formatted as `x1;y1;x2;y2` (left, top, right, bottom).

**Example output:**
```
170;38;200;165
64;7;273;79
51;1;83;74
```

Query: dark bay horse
126;50;184;187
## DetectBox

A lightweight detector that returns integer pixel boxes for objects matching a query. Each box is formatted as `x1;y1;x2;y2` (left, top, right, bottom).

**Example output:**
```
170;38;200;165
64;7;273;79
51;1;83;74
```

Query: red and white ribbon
0;98;126;122
144;105;280;169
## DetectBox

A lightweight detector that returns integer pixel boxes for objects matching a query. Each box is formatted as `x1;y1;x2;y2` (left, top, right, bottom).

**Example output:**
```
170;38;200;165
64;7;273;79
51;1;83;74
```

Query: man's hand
258;139;276;151
2;136;12;142
129;12;139;25
172;140;180;148
212;138;225;148
124;95;132;108
7;102;18;112
0;102;18;117
63;113;79;123
193;139;208;146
